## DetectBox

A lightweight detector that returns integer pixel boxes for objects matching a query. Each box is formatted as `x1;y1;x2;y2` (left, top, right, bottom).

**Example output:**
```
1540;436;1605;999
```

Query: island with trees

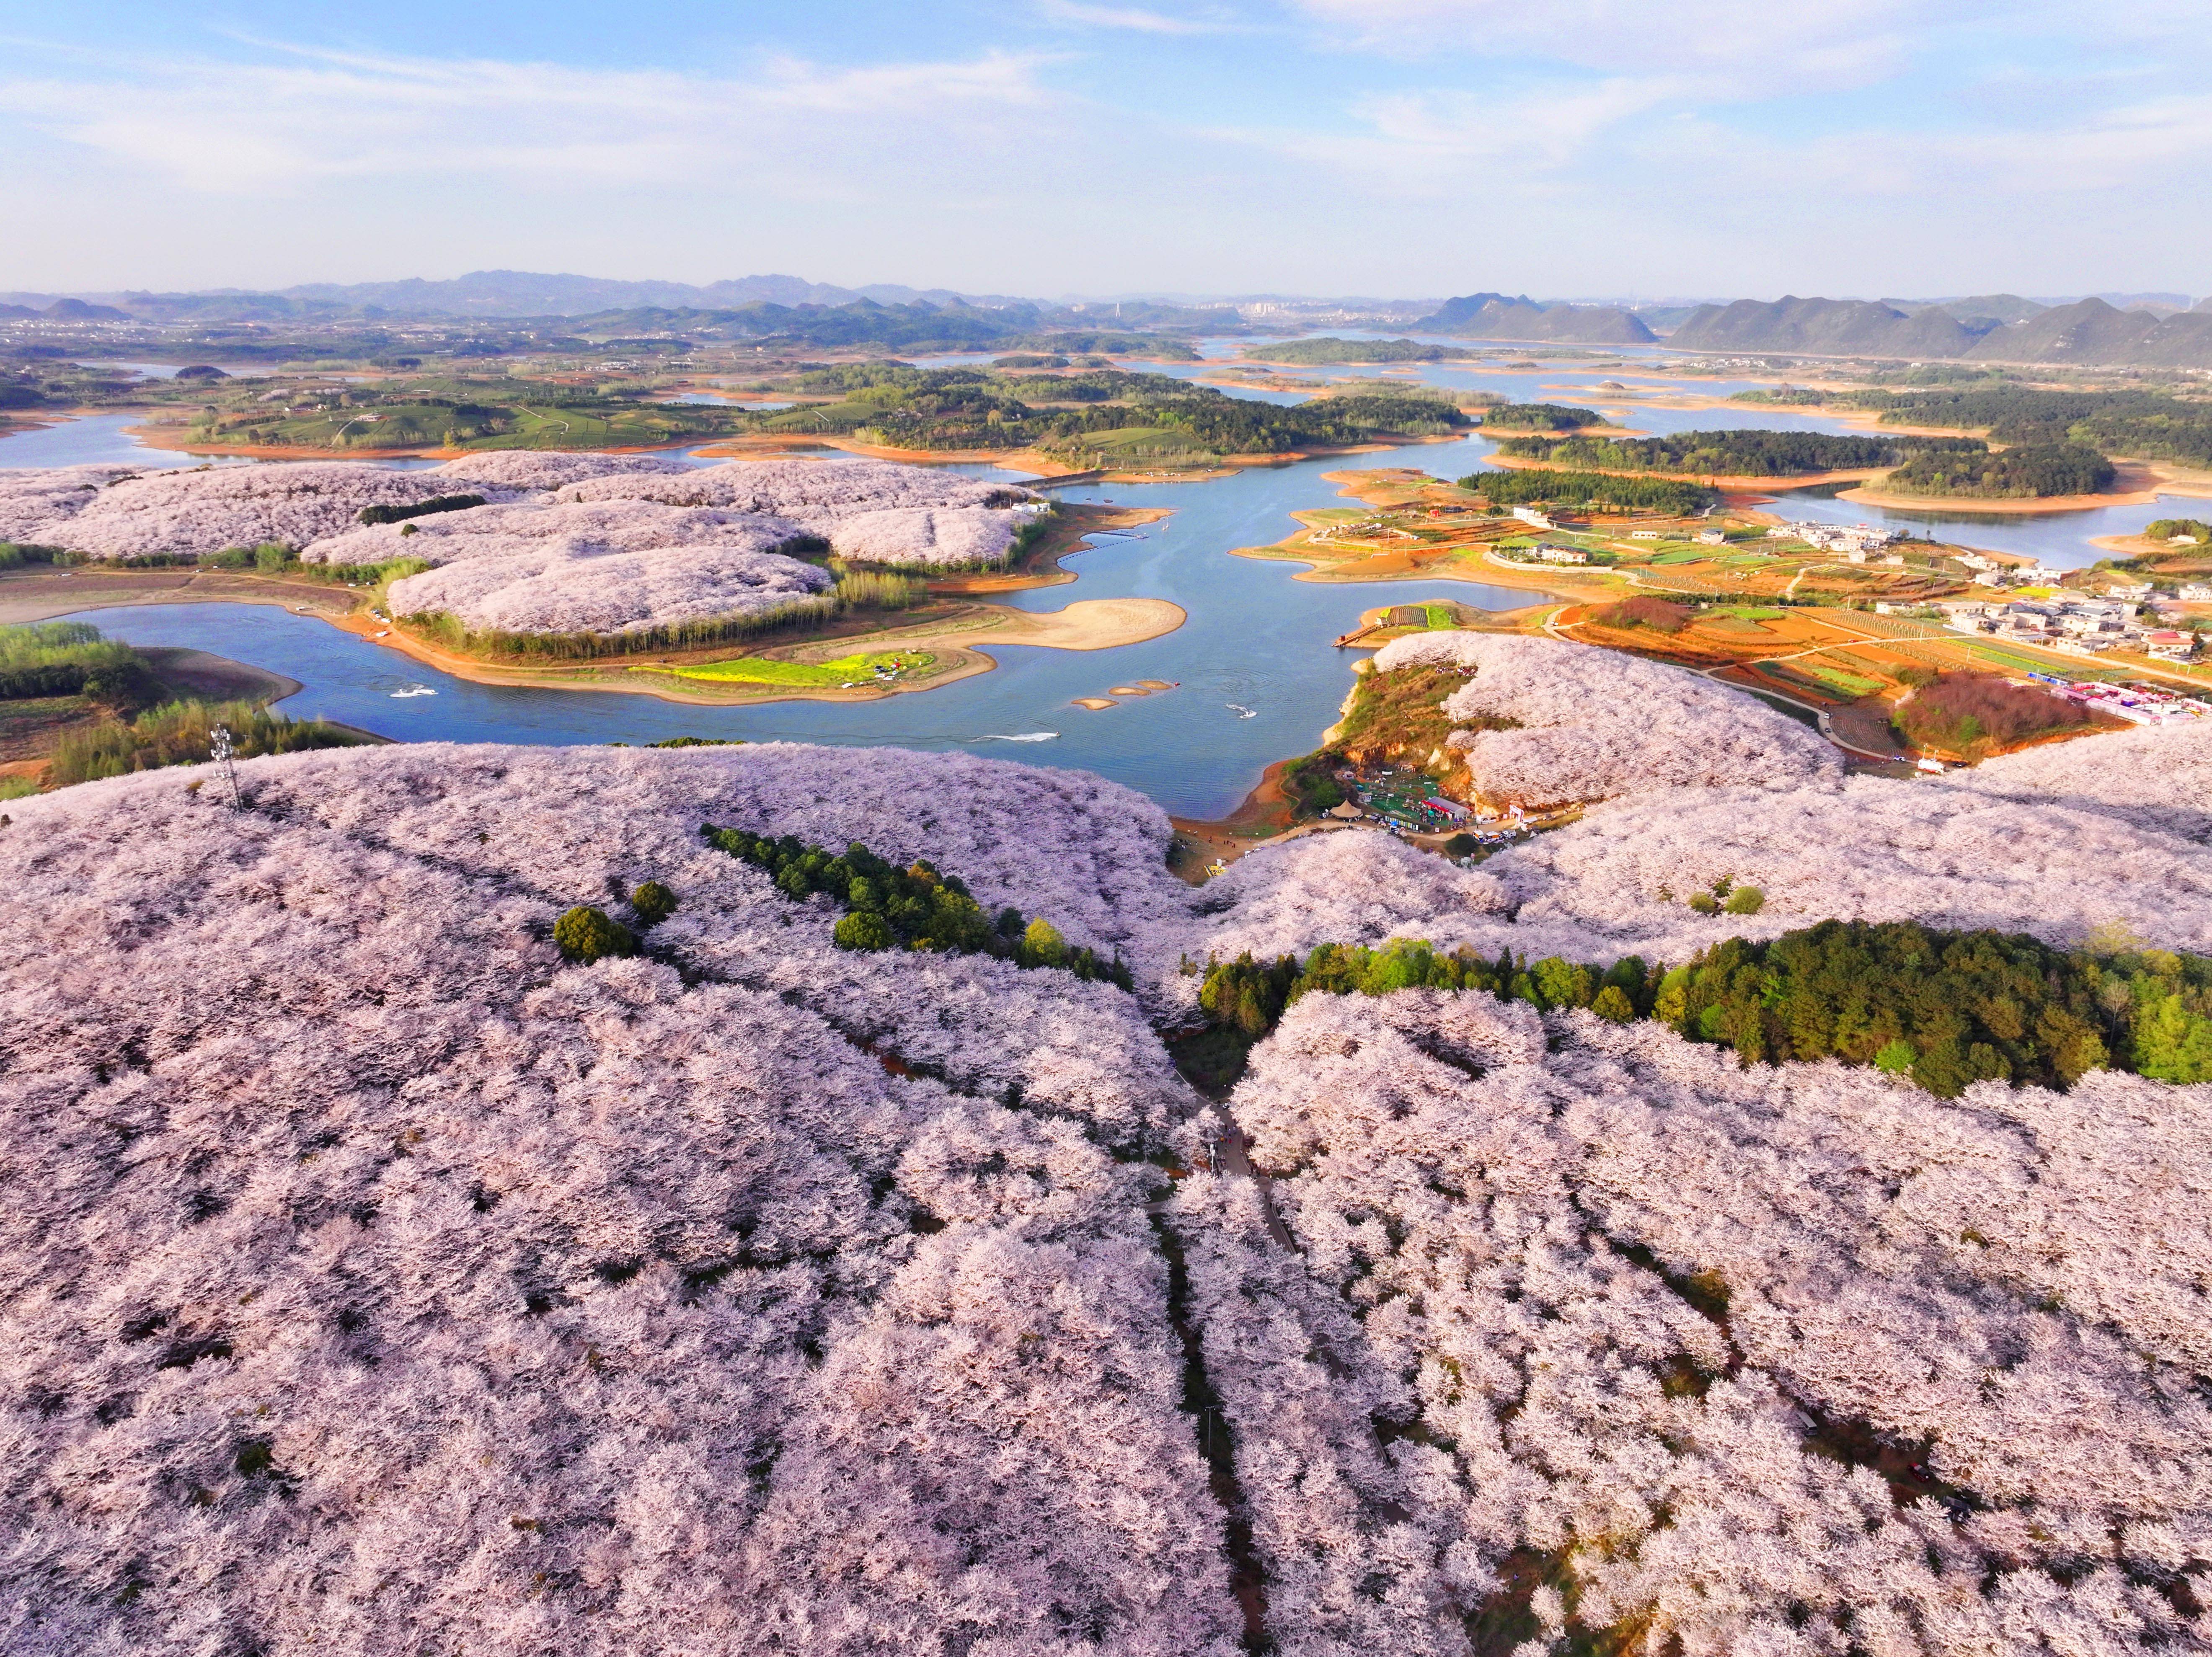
1492;427;1981;478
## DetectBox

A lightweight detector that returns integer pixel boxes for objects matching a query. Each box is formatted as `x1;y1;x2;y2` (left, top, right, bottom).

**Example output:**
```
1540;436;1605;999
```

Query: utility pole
210;722;242;810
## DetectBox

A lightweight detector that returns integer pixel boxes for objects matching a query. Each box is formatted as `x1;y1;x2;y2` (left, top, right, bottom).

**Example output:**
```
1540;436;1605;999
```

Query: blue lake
12;362;2204;816
59;433;1542;818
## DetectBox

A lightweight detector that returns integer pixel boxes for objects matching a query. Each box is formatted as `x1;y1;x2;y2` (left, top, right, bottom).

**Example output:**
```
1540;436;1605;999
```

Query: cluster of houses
1494;541;1592;566
1311;515;1416;546
1768;521;1909;559
2032;674;2212;723
1941;596;2198;660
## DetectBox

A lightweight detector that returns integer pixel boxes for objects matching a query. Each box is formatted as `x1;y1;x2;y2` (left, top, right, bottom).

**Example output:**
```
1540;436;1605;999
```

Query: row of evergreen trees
701;826;1133;988
1491;428;1982;477
1461;467;1716;515
1194;920;2212;1094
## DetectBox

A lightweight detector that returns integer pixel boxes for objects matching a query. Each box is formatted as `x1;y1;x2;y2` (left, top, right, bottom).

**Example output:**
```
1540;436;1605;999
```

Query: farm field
660;650;935;687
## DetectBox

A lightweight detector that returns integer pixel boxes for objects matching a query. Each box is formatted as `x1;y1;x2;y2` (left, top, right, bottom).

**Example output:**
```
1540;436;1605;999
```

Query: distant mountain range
1412;293;1656;345
5;271;2210;367
0;297;134;322
1664;294;2212;367
0;271;1031;324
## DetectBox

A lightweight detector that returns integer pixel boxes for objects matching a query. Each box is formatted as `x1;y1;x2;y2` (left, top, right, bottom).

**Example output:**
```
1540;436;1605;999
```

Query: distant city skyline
3;0;2207;297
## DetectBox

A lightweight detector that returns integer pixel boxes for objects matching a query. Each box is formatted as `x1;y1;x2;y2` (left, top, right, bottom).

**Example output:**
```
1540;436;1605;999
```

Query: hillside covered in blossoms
3;634;2209;1654
0;454;1037;638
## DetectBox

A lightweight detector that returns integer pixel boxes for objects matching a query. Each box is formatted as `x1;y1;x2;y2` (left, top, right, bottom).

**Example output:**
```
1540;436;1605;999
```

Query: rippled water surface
59;433;1541;817
14;354;2202;813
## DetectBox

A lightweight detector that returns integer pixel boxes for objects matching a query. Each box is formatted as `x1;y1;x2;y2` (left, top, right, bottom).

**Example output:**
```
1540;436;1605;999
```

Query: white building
1511;506;1554;530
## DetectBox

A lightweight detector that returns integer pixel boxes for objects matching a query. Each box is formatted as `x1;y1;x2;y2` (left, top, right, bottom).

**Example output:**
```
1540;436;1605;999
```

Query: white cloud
1285;0;1933;79
1196;72;1680;189
1037;0;1242;33
0;41;1054;193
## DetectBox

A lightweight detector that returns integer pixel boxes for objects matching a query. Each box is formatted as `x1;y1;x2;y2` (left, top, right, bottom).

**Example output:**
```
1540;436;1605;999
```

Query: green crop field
1423;604;1453;628
656;651;930;687
1799;661;1888;697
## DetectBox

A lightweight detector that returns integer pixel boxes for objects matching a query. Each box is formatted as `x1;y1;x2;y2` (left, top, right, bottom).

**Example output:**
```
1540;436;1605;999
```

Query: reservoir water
9;364;2203;815
49;432;1537;818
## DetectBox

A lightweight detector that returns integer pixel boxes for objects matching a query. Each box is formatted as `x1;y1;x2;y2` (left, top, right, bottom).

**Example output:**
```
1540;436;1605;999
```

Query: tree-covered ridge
1197;937;1658;1035
701;824;1134;988
1882;441;2115;498
1478;402;1603;431
1665;922;2212;1089
1492;427;1981;476
753;363;1469;455
0;619;152;703
1866;386;2212;466
1731;384;2212;467
184;382;755;452
1460;466;1716;514
1196;919;2212;1093
1242;337;1486;364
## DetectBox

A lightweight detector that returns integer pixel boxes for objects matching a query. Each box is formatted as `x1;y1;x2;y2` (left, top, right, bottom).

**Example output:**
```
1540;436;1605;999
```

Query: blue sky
3;0;2207;300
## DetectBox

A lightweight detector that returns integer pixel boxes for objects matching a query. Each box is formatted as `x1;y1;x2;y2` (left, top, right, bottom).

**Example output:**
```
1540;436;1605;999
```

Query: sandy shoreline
334;596;1187;707
1836;460;2208;513
0;562;1183;709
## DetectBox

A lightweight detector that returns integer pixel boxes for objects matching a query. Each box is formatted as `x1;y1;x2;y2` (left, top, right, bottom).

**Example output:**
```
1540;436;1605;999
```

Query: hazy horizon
4;268;2205;314
3;2;2209;300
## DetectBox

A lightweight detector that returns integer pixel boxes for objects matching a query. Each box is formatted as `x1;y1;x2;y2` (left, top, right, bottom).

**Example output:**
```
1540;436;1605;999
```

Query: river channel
4;356;2202;817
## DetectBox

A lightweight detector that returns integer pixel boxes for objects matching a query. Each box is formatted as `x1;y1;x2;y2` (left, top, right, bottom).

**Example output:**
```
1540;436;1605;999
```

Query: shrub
1280;750;1346;814
47;698;366;786
1443;832;1478;857
702;824;1130;988
1688;891;1719;914
631;881;677;926
554;906;635;964
836;569;926;611
1897;673;2096;756
1724;885;1765;915
833;911;893;951
1592;985;1636;1024
1020;917;1068;969
1592;595;1693;635
357;494;486;527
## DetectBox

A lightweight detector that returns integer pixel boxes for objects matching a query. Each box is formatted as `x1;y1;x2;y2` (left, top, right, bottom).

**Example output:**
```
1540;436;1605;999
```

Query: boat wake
969;732;1059;743
1225;704;1258;719
389;685;439;699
